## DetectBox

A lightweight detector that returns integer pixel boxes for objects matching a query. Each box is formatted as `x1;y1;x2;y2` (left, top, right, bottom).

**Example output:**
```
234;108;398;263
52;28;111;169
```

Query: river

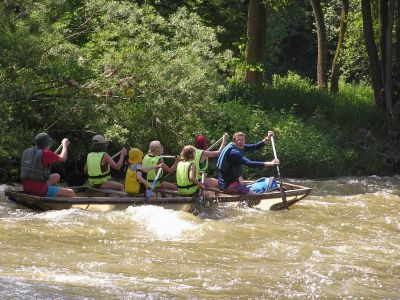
0;176;399;299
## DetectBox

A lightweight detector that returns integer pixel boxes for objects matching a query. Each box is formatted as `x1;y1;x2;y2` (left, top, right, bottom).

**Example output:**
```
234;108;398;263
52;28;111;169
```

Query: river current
0;176;399;299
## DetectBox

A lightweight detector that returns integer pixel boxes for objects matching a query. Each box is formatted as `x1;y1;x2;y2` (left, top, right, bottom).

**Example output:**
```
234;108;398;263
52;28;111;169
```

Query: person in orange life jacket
176;145;205;196
21;132;76;197
216;131;279;195
124;148;164;195
84;134;127;191
193;133;228;188
142;140;180;191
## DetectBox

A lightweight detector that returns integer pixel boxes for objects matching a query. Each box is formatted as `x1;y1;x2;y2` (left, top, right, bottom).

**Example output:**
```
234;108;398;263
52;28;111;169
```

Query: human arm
188;164;205;190
162;156;180;174
201;133;229;161
264;159;280;167
103;147;127;170
135;163;164;172
57;138;70;162
137;171;153;190
229;148;266;168
230;149;279;168
243;131;274;151
262;131;274;144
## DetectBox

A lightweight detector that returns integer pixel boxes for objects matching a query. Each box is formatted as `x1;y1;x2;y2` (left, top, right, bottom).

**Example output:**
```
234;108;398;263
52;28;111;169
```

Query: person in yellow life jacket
176;145;205;196
124;148;163;195
84;135;127;191
193;133;229;188
142;140;179;190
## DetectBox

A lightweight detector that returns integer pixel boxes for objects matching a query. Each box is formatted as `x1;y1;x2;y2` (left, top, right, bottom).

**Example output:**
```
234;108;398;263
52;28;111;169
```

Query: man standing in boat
216;131;279;194
21;132;76;197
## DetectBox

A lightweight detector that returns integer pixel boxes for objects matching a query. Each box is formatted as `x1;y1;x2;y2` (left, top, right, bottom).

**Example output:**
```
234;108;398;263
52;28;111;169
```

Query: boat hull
5;182;311;213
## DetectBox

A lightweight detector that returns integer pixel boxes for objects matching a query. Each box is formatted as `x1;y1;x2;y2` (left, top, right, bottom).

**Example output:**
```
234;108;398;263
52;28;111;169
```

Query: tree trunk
361;0;384;106
395;0;400;88
311;0;328;89
330;0;350;93
380;0;388;82
245;0;267;82
385;0;398;131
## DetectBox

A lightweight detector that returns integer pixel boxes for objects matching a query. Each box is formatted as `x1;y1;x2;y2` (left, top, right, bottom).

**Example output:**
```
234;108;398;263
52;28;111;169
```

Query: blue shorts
45;185;60;197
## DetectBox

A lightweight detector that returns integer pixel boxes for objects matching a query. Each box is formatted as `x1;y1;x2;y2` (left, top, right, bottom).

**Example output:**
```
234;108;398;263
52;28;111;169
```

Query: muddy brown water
0;176;399;299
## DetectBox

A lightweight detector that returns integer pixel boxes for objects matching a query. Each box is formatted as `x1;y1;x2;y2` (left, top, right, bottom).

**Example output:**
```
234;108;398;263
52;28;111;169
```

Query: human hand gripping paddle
270;136;288;209
207;132;229;151
54;137;70;154
146;167;163;199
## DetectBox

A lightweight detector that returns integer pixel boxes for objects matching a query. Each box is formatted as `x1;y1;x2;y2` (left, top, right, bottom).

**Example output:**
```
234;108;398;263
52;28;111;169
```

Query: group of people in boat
20;131;280;198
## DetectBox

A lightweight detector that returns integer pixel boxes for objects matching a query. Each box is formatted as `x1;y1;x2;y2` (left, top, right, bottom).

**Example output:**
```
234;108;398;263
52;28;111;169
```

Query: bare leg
47;173;60;185
56;187;76;197
100;181;125;191
160;181;177;191
204;177;218;187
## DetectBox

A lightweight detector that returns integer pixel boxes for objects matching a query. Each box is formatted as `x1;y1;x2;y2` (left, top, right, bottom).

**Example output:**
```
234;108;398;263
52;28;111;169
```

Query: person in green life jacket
176;145;205;196
193;133;228;188
84;134;127;191
142;140;179;191
21;132;76;197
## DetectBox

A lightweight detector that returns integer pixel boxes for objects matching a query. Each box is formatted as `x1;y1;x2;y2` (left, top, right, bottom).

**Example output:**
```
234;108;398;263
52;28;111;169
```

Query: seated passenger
216;131;279;195
142;140;179;191
194;133;228;188
21;132;76;197
84;134;127;191
125;148;163;195
176;145;205;196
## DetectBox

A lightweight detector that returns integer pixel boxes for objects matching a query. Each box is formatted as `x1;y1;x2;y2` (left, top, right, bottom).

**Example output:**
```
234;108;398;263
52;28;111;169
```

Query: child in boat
125;148;163;195
194;133;228;188
176;145;205;196
84;134;127;191
142;140;179;191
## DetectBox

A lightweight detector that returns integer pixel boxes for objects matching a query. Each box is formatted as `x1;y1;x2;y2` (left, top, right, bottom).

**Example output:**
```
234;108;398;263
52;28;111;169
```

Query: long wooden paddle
193;171;206;215
146;167;163;199
270;136;288;209
55;144;63;154
207;133;228;151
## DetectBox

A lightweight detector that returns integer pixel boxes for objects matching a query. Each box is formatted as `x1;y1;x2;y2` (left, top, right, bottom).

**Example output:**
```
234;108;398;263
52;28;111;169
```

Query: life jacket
87;152;111;185
216;143;243;187
176;160;198;195
142;154;162;182
125;163;140;194
20;148;50;182
194;148;209;180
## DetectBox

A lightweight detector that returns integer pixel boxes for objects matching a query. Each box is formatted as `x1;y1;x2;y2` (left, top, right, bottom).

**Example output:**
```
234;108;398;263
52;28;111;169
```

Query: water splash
126;205;200;241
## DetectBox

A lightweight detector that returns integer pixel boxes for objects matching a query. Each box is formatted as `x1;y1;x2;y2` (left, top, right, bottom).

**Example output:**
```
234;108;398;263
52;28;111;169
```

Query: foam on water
126;205;200;241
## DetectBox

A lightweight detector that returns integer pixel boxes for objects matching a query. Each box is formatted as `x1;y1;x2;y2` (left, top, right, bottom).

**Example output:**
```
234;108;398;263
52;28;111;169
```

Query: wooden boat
4;182;311;213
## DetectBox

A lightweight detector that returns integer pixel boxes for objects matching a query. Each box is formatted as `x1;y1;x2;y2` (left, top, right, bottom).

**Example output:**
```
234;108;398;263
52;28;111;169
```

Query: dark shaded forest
0;0;399;183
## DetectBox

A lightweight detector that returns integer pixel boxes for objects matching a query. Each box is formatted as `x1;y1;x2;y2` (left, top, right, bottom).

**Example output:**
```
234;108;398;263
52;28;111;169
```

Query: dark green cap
35;132;53;149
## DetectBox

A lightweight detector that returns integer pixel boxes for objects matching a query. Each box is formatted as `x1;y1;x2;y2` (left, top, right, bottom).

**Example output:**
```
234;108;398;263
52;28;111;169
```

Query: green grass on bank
220;73;390;178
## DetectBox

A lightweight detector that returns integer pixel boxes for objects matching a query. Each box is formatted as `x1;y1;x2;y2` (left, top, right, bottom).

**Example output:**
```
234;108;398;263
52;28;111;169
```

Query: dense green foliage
0;0;396;184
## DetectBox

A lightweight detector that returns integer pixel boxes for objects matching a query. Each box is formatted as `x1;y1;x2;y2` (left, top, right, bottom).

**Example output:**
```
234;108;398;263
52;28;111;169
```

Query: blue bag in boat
248;177;278;194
